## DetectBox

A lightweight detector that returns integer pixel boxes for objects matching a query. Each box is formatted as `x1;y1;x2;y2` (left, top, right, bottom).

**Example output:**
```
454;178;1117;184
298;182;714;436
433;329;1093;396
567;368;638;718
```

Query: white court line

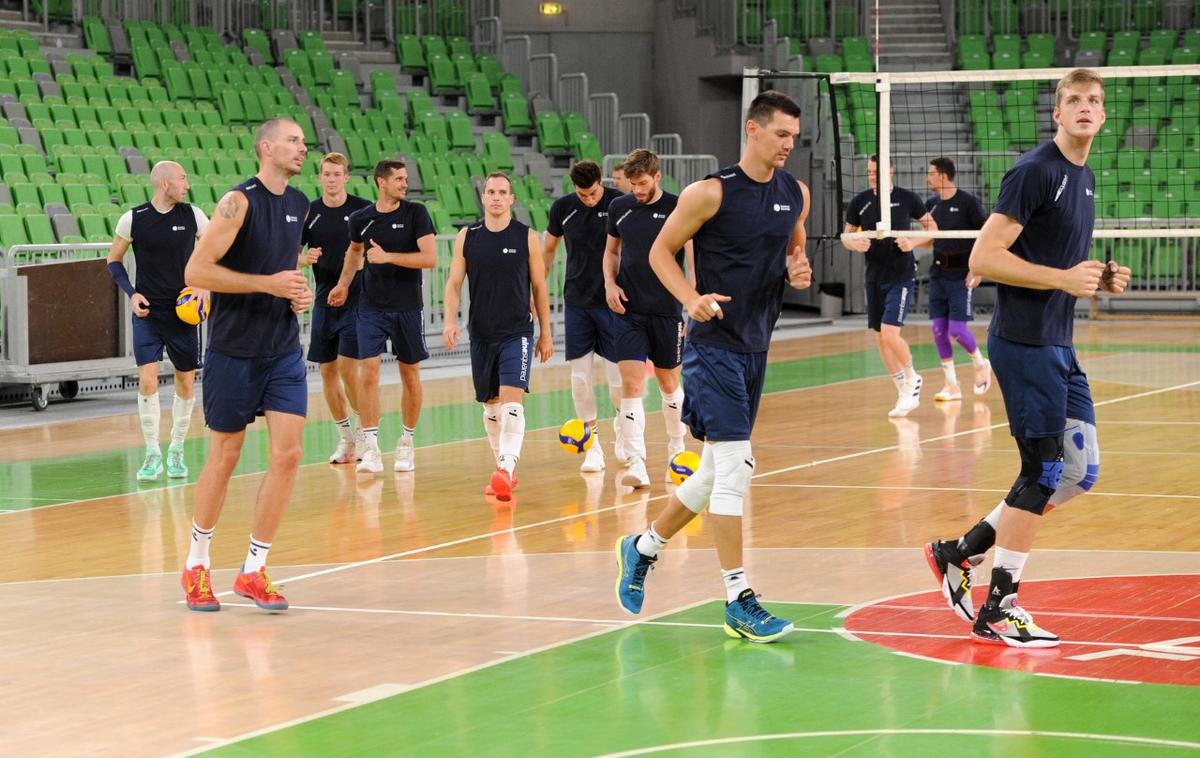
752;483;1200;500
1036;672;1143;685
596;729;1200;757
859;604;1200;624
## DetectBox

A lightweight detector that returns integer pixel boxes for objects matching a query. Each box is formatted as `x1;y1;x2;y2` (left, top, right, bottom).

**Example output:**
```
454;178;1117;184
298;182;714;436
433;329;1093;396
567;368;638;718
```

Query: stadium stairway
877;0;954;71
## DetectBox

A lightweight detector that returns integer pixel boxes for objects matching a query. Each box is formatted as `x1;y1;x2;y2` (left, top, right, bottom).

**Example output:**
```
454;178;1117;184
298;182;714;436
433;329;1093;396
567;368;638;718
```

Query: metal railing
529;52;559;104
502;35;533;97
558;72;589;118
617;113;651;155
588;93;620;157
472;15;501;57
602;154;720;189
650;133;684;155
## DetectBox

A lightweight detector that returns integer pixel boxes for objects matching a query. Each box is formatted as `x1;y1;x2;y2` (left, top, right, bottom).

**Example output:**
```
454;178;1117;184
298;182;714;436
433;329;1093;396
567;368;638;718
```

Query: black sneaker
923;540;982;622
971;567;1059;648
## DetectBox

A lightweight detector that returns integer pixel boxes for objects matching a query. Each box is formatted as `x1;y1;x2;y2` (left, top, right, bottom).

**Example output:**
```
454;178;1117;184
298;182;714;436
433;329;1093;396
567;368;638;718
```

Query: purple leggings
932;317;978;360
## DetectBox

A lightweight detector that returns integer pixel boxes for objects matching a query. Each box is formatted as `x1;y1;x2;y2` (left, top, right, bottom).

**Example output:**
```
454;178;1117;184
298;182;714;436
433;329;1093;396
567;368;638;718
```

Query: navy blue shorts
357;307;429;364
928;276;974;321
866;280;915;331
470;334;532;403
564;306;617;361
680;341;767;442
202;348;308;433
612;311;684;369
307;305;366;363
132;309;201;371
988;334;1095;439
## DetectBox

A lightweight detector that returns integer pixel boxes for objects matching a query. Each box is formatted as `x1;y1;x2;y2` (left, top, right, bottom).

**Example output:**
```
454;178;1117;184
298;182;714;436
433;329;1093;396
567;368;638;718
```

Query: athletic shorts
988;334;1095;439
564;306;617;362
356;307;428;364
611;311;684;369
470;334;532;403
132;307;201;371
928;276;973;322
202;348;307;433
307;305;367;363
680;341;767;442
866;279;915;331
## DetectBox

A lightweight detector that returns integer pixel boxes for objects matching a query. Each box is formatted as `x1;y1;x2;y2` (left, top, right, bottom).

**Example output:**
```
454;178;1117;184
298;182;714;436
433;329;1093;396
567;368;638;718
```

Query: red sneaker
484;472;518;497
233;568;289;611
181;566;220;612
489;468;516;501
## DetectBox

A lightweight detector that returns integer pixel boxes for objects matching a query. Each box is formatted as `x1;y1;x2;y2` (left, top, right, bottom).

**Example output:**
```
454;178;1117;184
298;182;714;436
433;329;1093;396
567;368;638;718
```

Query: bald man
108;161;211;481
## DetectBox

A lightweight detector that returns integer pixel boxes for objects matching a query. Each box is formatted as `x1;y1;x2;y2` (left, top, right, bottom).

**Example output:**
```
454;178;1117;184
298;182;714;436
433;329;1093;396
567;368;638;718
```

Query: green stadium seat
397;35;426;70
483;132;514;172
445;111;475;151
242;28;272;63
536;112;568;152
428;54;458;93
0;212;30;247
465;72;496;113
574;132;603;164
24;214;54;244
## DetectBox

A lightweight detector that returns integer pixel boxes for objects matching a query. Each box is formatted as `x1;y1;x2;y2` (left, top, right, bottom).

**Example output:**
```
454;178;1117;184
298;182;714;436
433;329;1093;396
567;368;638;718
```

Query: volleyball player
299;152;372;463
612;162;632;194
107;160;209;481
603;148;694;488
923;157;992;401
544;159;626;472
442;173;553;500
924;69;1130;647
180;117;312;612
614;91;812;642
329;160;436;474
843;156;936;417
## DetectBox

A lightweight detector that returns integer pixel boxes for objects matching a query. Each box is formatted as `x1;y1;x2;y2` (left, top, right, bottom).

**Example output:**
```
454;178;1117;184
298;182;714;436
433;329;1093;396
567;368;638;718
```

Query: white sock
138;392;160;451
483;403;501;462
401;425;415;443
498;402;525;474
363;427;380;451
902;361;918;383
243;536;271;574
660;387;685;441
984;502;1004;529
970;349;985;368
890;369;905;391
620;396;646;461
187;521;213;569
351;411;361;432
170;395;194;447
636;523;667;558
941;360;958;387
722;567;750;603
334;416;352;442
994;546;1029;584
604;359;623;412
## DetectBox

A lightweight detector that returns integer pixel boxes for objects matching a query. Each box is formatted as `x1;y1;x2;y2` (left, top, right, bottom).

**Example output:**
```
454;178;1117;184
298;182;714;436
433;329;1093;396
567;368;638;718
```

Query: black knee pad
1004;435;1064;516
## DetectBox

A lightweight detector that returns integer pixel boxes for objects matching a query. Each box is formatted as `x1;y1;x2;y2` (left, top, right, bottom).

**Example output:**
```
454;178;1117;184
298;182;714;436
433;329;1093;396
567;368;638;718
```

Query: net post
740;67;761;156
876;72;891;233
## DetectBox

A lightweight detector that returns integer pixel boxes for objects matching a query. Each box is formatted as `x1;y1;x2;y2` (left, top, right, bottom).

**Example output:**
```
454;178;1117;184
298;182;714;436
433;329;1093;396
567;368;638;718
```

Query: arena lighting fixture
539;2;564;14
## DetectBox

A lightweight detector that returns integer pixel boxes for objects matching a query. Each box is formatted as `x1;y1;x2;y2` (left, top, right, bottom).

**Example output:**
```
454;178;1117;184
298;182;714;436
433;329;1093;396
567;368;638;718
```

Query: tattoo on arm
218;193;240;220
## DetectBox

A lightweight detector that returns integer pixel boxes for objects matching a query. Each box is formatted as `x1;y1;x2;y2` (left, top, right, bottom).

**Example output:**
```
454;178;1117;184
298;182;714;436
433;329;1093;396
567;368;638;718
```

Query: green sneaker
137;450;163;482
166;445;188;479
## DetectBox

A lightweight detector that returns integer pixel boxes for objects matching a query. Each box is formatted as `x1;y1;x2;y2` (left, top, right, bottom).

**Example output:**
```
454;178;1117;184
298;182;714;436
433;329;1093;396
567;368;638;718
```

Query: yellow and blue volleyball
668;450;701;486
558;419;594;454
175;287;208;325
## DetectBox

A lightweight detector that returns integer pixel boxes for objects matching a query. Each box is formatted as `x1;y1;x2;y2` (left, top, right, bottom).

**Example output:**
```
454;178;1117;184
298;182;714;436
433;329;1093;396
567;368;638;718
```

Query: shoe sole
234;589;289;611
723;622;795;643
137;471;162;482
356;464;383;474
613;536;641;616
620;473;650;488
186;602;220;612
970;629;1059;648
923;543;974;622
580;463;605;472
490;471;512;501
167;471;188;479
394;463;415;472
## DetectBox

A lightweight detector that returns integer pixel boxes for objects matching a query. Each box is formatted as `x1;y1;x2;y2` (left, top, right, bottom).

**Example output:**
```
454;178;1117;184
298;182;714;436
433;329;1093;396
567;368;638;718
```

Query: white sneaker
933;384;962;402
621;457;650;489
394;436;415;472
329;437;355;464
974;359;993;395
356;446;383;474
580;443;605;472
665;437;686;482
354;427;366;461
888;374;922;417
613;416;628;466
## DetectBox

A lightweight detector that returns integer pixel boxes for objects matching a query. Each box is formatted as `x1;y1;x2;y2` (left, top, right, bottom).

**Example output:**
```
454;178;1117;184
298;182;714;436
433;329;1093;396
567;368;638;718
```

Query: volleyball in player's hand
558;419;594;454
175;287;209;325
668;450;701;486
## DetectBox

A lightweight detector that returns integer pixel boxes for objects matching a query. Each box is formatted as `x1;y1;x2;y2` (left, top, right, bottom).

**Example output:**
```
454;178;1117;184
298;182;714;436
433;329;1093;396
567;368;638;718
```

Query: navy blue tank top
130;201;197;306
208;178;310;357
689;164;804;353
464;217;534;343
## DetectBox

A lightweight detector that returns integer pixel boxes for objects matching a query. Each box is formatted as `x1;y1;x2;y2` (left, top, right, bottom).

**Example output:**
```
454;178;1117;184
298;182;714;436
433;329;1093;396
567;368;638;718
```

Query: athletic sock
186;521;213;569
170;396;194;447
994;547;1029;584
483;404;501;462
619;397;646;461
660;387;685;441
498;402;525;475
970;348;986;369
334;416;353;442
138;392;160;451
941;359;958;387
363;427;379;451
722;567;750;603
636;524;668;558
890;369;905;392
242;536;271;574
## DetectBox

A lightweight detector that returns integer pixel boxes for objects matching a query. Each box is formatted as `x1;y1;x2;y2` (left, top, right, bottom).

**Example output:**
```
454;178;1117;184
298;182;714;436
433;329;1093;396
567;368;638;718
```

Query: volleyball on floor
558;419;594;454
668;450;701;486
175;287;208;325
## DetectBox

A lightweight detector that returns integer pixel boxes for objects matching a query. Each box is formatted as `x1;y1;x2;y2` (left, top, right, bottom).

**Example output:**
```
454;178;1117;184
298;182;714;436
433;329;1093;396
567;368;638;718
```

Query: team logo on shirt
344;215;350;221
1085;188;1094;197
719;172;737;179
171;225;186;232
285;214;299;223
773;203;791;212
652;212;667;220
391;223;405;229
597;211;608;218
949;206;959;213
501;247;517;255
1053;174;1069;203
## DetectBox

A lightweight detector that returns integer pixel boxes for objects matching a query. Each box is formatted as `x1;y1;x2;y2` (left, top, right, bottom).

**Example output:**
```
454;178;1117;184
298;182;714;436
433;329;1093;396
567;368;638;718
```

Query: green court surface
207;601;1200;756
2;341;1189;511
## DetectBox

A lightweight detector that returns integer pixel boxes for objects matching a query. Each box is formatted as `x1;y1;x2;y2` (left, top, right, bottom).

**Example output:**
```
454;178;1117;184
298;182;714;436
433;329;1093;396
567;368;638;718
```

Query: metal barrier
602;154;720;189
618;113;651;154
650;133;684;155
588;93;620;156
558;72;589;118
502;35;533;97
473;15;501;57
529;52;559;104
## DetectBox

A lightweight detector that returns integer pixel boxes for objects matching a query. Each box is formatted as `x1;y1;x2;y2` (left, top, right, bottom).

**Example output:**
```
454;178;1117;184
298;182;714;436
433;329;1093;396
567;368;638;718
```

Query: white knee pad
709;440;755;517
569;355;596;421
675;443;716;514
1049;418;1100;507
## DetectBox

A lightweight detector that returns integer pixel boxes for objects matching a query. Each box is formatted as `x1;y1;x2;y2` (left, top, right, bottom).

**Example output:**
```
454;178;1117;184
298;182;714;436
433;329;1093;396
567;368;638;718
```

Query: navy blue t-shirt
348;200;436;312
302;194;372;308
925;189;988;280
845;186;927;283
208;178;309;358
547;187;622;310
607;191;683;316
689;164;805;353
464;217;535;343
989;141;1096;347
128;201;199;306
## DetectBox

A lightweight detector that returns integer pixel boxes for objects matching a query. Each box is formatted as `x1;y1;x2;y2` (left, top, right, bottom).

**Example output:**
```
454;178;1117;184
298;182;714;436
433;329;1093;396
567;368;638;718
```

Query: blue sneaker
724;589;795;643
614;534;656;615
